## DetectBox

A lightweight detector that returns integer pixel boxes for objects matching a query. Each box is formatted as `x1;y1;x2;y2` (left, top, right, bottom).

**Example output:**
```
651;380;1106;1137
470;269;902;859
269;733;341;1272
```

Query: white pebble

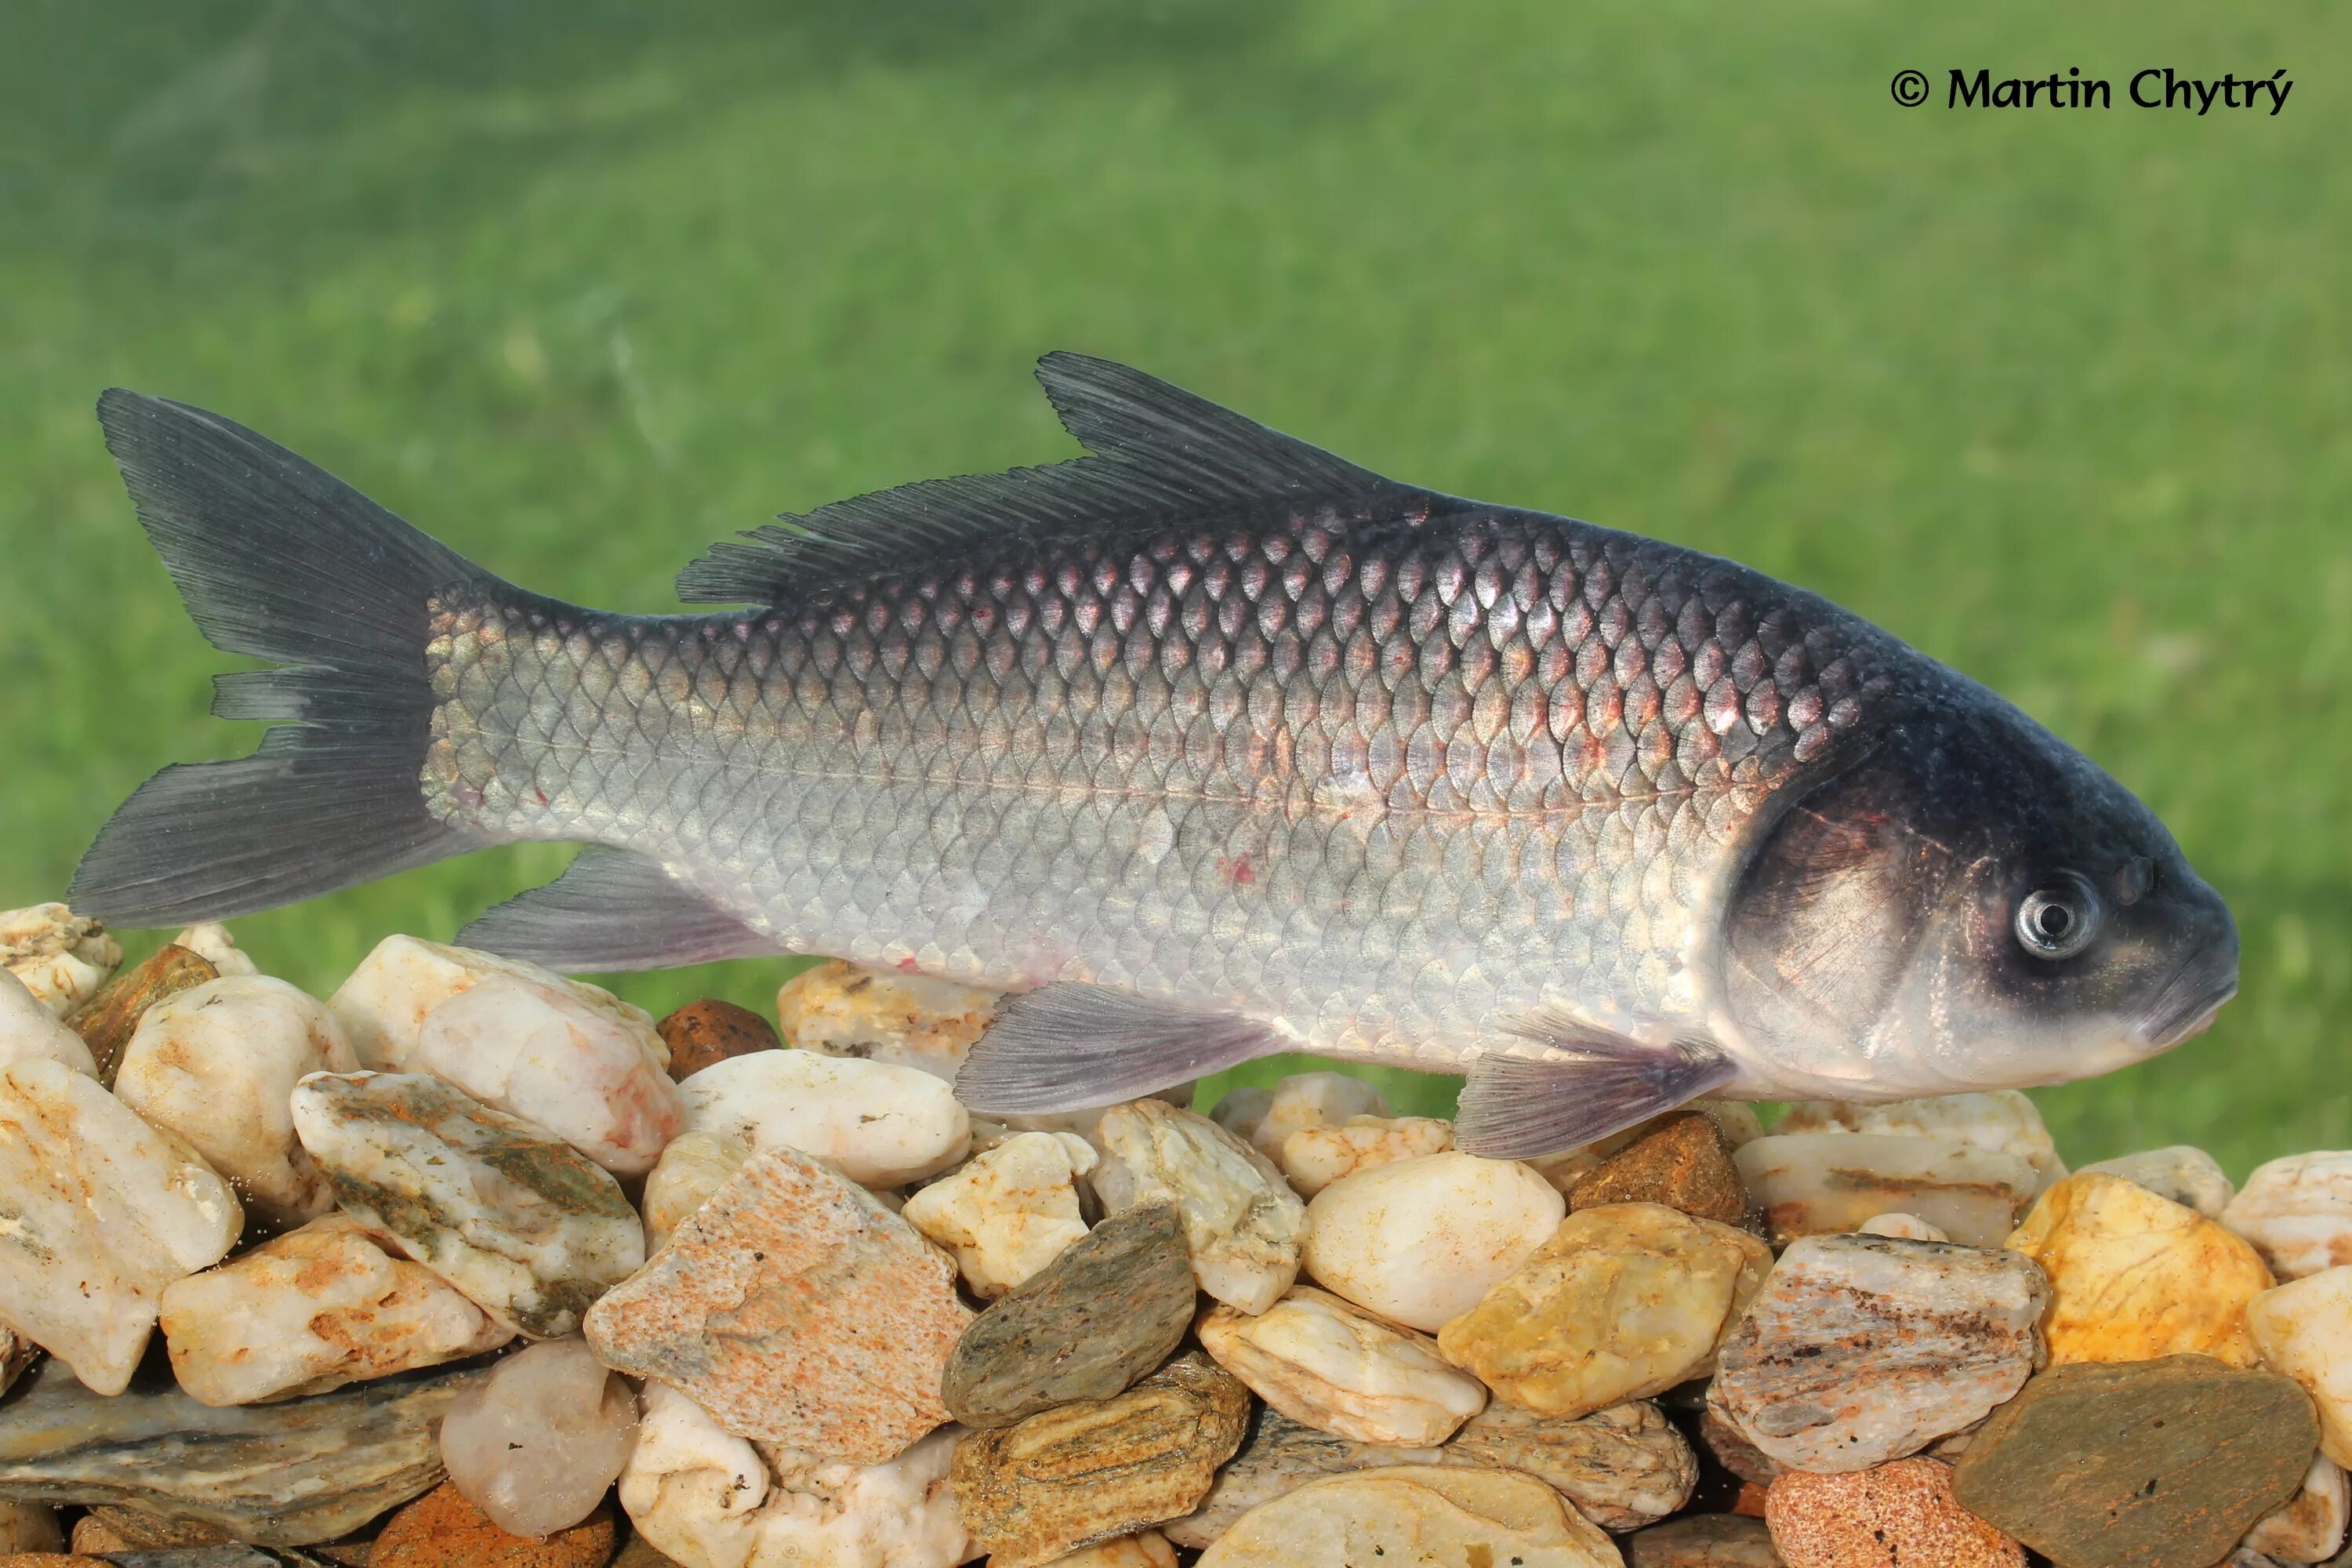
0;1501;62;1553
1301;1152;1565;1331
1093;1099;1306;1315
160;1212;512;1406
328;935;663;1073
0;968;98;1077
1734;1133;2038;1247
901;1131;1098;1298
0;1057;241;1394
1209;1086;1276;1146
2226;1153;2352;1281
172;923;260;977
642;1130;753;1254
619;1381;970;1568
2241;1453;2348;1563
1247;1073;1390;1161
0;902;120;1017
1775;1091;2066;1189
1042;1534;1178;1566
2248;1265;2352;1468
676;1048;969;1189
115;975;359;1229
1857;1212;1951;1242
2081;1145;2237;1218
1278;1116;1454;1198
1199;1286;1486;1446
410;975;682;1176
775;959;1000;1083
443;1336;639;1537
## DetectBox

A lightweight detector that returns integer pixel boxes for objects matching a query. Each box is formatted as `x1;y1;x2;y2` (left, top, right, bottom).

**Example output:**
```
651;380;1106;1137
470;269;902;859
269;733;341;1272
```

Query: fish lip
2133;955;2239;1051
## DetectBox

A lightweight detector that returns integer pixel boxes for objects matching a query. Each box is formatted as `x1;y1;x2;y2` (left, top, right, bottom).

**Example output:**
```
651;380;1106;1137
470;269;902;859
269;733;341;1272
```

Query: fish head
1717;697;2237;1098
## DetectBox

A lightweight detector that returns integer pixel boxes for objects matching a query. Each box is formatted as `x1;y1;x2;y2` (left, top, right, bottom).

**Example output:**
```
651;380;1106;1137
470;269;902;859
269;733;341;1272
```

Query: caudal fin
70;391;497;925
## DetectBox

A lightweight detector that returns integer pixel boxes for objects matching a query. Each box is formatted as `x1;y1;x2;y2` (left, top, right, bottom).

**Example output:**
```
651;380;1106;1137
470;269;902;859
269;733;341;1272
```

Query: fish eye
2014;873;2100;960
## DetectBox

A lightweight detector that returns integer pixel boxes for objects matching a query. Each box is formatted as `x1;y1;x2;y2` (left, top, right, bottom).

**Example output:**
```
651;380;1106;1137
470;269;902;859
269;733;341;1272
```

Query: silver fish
72;355;2238;1154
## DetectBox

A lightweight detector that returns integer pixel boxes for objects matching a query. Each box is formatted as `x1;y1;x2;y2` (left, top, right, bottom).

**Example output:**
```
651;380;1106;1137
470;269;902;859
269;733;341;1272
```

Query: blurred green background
2;3;2344;1175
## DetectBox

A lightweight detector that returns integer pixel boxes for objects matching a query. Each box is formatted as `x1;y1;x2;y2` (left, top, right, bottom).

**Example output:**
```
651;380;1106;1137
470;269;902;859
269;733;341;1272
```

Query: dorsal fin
675;352;1405;604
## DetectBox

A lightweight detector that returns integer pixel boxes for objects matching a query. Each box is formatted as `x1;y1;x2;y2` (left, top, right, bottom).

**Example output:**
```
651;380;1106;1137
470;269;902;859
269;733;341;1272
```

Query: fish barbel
71;355;2238;1153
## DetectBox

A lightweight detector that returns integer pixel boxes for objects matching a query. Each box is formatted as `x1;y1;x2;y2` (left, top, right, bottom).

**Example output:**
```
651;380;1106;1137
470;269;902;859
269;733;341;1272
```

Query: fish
69;354;2239;1156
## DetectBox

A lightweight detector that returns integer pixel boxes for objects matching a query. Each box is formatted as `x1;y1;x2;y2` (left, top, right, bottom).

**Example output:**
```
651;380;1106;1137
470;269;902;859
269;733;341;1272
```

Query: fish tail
70;390;499;925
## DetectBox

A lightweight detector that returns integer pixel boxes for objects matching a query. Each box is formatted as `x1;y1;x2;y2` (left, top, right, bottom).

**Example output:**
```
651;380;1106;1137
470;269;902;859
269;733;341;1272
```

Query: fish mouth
2133;951;2240;1051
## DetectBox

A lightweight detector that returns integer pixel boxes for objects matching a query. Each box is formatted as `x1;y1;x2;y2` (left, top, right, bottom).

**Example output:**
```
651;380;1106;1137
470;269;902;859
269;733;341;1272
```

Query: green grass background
2;3;2345;1175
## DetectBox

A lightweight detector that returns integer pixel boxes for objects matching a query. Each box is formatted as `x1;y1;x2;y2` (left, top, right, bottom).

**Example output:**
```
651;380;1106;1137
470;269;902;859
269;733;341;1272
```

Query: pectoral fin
1454;1012;1737;1158
458;850;782;972
953;983;1278;1115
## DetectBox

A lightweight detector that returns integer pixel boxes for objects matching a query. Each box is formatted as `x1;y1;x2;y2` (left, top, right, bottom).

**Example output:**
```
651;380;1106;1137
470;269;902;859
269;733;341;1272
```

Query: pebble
2007;1171;2273;1367
159;1212;514;1406
2227;1154;2352;1282
0;903;120;1017
0;1056;242;1393
949;1354;1253;1568
902;1131;1098;1298
1299;1151;1563;1330
1766;1458;2023;1568
1628;1515;1784;1567
1708;1234;2049;1473
1950;1354;2320;1568
1448;1398;1699;1531
1568;1109;1751;1226
673;1048;969;1189
1091;1101;1305;1316
1196;1286;1486;1446
2241;1454;2348;1563
942;1202;1197;1429
1192;1465;1621;1568
1240;1072;1390;1161
1700;1406;1786;1486
1774;1091;2066;1189
618;1381;967;1568
2082;1145;2238;1218
0;1508;59;1555
1162;1408;1442;1548
170;923;260;978
1438;1201;1772;1420
67;943;218;1084
774;959;999;1082
655;1000;779;1081
0;969;98;1077
1535;1105;1767;1199
1857;1212;1950;1241
1275;1115;1453;1198
289;1071;644;1339
116;976;360;1230
372;1482;615;1568
407;975;683;1177
1040;1534;1177;1567
639;1131;752;1254
328;935;662;1074
2248;1266;2352;1467
584;1144;968;1462
0;1351;482;1545
1207;1087;1274;1145
69;1508;231;1551
1735;1134;2038;1247
440;1337;637;1537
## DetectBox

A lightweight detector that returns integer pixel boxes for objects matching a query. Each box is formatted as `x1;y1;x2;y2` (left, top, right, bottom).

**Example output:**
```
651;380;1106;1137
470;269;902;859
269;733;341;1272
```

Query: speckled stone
1708;1235;2049;1473
1569;1110;1751;1226
655;1000;780;1082
371;1483;615;1568
1437;1201;1772;1420
583;1145;968;1462
1192;1465;1621;1568
0;1352;482;1545
1628;1515;1786;1567
67;946;218;1086
943;1203;1196;1430
951;1354;1250;1568
2006;1171;2274;1367
1951;1354;2319;1568
1766;1459;2023;1568
1448;1399;1697;1531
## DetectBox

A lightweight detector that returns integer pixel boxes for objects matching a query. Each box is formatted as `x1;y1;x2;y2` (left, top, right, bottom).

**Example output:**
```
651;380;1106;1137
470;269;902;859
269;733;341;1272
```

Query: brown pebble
607;1536;684;1568
67;943;217;1084
1732;1480;1773;1519
1570;1111;1750;1226
63;1522;127;1556
1766;1459;2022;1568
655;1000;780;1081
370;1482;616;1568
0;1555;98;1567
73;1507;230;1550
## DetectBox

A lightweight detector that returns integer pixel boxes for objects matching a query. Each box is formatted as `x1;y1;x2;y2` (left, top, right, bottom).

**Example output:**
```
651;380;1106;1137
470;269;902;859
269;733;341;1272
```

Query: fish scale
420;501;1903;1071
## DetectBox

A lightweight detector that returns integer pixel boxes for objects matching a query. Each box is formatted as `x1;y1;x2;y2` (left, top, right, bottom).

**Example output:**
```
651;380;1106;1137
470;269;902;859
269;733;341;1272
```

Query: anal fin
953;983;1278;1115
1454;1011;1737;1158
457;849;781;972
